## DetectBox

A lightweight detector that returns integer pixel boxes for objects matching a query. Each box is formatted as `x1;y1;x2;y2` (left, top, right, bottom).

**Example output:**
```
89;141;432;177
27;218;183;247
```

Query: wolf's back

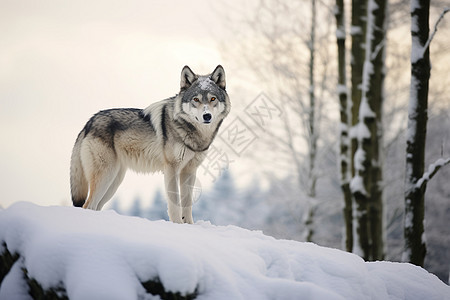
70;130;88;207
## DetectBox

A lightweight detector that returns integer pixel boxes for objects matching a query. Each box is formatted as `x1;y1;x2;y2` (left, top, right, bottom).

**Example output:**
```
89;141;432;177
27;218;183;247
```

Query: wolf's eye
211;97;216;101
193;97;200;102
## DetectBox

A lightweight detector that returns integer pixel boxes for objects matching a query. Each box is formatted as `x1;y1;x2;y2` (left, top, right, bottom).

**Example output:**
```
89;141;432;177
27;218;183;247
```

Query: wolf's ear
210;65;226;90
180;66;197;90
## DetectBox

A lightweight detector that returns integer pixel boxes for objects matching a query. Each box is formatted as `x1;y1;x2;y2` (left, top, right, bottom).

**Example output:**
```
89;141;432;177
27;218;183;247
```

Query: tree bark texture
307;0;318;199
350;0;369;259
350;0;366;177
367;0;387;261
335;0;353;253
403;0;430;267
351;0;386;261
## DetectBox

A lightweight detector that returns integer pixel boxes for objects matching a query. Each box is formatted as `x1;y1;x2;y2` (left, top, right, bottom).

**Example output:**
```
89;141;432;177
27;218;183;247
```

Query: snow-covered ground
1;202;449;300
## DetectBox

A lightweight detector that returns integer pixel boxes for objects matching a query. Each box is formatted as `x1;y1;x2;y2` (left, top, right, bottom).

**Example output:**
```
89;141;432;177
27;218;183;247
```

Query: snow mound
1;202;449;300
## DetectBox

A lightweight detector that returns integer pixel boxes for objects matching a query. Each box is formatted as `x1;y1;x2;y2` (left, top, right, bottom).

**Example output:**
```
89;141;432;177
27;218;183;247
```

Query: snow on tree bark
350;0;366;181
366;0;386;262
335;0;352;252
350;0;368;259
403;1;450;267
403;0;430;268
305;0;318;243
350;0;386;261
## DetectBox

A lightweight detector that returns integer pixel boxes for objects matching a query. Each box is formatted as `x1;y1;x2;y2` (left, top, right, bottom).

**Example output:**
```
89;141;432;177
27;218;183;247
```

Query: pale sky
0;0;243;210
4;1;447;212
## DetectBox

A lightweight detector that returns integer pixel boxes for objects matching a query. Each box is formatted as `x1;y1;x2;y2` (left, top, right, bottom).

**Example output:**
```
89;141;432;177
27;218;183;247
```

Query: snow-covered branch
415;157;450;190
371;40;386;60
421;7;450;57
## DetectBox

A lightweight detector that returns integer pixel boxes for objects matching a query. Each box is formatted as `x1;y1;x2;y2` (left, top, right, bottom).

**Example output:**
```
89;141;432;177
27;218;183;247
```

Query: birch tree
334;0;352;252
349;0;367;256
217;0;336;243
304;0;318;242
403;2;450;267
350;0;387;260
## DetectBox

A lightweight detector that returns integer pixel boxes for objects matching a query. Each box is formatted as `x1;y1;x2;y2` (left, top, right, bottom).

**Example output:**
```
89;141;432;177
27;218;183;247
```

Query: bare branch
415;157;450;190
371;40;386;60
422;7;450;56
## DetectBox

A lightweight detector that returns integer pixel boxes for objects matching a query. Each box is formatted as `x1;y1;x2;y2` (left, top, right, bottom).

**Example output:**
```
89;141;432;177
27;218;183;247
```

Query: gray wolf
70;65;230;223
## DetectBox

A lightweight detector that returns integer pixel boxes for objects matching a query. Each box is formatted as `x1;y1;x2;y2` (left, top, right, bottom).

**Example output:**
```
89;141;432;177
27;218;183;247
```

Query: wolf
70;65;230;224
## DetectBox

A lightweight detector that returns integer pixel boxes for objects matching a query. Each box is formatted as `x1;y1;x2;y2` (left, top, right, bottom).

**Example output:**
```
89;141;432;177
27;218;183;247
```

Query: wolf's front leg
180;170;196;224
164;166;182;223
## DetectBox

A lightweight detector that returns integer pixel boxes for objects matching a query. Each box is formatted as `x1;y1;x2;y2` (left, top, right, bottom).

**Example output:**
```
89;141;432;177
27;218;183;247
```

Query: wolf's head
178;65;230;125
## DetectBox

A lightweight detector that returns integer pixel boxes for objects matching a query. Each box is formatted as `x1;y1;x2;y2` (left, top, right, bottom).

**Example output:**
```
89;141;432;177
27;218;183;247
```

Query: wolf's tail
70;131;88;207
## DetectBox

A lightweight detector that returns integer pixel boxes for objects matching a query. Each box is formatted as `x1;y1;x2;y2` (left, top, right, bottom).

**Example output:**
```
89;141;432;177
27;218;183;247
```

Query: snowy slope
0;202;449;300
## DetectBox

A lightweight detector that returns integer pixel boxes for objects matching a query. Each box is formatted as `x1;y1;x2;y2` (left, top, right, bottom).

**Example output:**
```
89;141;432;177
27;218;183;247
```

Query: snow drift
0;202;448;300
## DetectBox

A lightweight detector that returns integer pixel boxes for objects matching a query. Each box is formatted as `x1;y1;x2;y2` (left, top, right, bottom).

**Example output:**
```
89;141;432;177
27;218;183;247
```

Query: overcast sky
0;0;239;209
4;1;447;212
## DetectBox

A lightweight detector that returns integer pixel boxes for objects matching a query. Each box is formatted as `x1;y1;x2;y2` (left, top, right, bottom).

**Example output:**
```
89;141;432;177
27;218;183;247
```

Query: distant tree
334;0;352;252
210;170;241;225
240;177;270;230
193;172;271;229
216;0;337;243
307;0;318;199
212;170;236;199
193;191;213;222
147;190;169;221
109;198;123;214
403;2;450;267
129;196;143;217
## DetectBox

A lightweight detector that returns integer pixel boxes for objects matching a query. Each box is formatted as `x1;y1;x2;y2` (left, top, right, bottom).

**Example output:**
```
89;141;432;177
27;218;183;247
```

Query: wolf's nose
203;113;212;122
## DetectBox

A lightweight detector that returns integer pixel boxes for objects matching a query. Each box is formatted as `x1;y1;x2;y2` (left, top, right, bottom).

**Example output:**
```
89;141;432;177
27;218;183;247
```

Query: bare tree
403;2;450;267
349;0;387;260
308;0;318;198
334;0;352;252
216;0;337;242
349;0;368;257
304;0;318;242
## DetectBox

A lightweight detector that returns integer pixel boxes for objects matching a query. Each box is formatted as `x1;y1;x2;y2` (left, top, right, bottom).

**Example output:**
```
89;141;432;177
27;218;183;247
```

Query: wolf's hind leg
80;139;120;210
83;163;120;210
96;167;126;210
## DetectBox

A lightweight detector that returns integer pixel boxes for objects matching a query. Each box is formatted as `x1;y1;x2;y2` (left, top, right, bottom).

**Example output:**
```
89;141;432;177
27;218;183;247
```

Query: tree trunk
335;0;353;252
367;0;387;261
351;0;386;261
350;0;369;259
403;0;430;267
304;0;318;243
350;0;367;176
304;202;316;242
307;0;318;199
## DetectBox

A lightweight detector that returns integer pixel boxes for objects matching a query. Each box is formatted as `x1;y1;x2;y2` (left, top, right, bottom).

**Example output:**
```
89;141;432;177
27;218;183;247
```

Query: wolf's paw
182;216;194;224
